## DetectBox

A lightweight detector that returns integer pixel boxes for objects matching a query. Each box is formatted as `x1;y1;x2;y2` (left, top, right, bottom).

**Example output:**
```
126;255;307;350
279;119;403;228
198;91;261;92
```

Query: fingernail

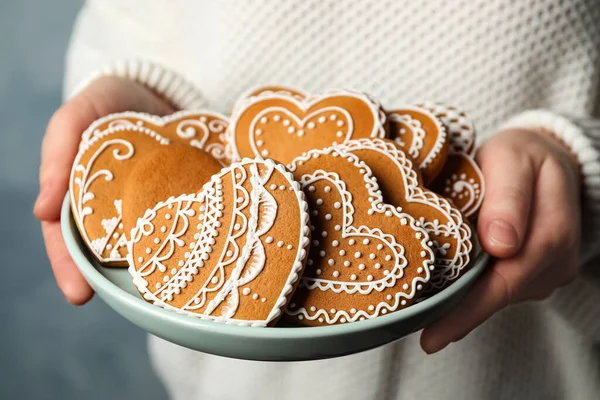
33;186;49;216
487;219;519;248
424;341;449;354
33;192;45;213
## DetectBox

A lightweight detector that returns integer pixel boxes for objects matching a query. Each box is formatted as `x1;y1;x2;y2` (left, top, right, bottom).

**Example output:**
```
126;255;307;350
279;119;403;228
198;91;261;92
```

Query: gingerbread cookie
285;147;435;325
387;107;448;184
70;125;168;266
81;111;231;166
121;144;223;235
338;138;473;289
418;103;485;218
127;159;311;326
430;154;485;218
228;89;387;165
416;102;476;155
242;85;308;101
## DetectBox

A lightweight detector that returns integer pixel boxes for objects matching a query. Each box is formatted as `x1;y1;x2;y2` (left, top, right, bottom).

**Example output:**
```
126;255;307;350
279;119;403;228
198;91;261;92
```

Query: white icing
286;146;435;324
201;162;276;317
79;110;231;166
248;106;353;158
337;138;473;290
438;154;485;218
127;158;311;327
388;107;448;171
388;112;425;159
417;102;477;155
70;126;169;264
227;89;387;162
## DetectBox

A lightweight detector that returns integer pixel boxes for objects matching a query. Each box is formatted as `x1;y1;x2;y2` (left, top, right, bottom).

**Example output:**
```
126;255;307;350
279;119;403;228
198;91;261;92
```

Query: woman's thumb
476;132;535;258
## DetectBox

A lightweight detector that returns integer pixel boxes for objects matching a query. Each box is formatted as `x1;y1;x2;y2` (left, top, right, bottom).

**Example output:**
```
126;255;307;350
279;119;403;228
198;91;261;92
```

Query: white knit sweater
65;1;600;399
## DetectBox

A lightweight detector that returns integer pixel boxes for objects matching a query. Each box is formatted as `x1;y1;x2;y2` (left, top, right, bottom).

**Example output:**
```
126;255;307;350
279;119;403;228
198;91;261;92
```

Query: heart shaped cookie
388;106;448;184
228;89;387;165
127;159;311;326
81;111;231;165
285;147;435;325
122;144;223;235
70;125;169;266
338;139;473;290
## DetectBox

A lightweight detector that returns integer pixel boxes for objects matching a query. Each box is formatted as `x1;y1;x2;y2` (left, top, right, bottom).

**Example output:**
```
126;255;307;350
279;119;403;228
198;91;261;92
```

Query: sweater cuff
501;109;600;262
68;59;207;110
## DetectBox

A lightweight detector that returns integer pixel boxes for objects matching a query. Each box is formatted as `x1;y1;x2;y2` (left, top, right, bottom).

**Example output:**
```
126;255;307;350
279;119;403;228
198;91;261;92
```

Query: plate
61;195;489;361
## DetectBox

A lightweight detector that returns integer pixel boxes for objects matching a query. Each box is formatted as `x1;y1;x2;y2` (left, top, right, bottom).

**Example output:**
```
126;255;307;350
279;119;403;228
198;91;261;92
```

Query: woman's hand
33;76;174;305
421;128;582;353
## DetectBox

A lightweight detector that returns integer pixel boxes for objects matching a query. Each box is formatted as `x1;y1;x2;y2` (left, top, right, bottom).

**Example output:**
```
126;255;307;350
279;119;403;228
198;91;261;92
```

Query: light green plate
61;195;489;361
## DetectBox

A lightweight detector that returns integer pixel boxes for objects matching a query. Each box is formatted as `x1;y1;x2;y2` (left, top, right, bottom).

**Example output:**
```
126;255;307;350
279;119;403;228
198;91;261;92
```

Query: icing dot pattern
286;146;435;326
233;90;388;165
253;111;351;150
298;169;431;295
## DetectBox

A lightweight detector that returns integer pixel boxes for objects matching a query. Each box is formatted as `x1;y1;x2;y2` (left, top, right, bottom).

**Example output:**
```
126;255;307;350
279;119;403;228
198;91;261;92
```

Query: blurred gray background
0;1;168;399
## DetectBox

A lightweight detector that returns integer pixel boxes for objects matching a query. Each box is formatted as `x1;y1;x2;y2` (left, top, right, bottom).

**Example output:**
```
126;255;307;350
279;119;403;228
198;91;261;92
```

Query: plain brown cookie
121;144;223;236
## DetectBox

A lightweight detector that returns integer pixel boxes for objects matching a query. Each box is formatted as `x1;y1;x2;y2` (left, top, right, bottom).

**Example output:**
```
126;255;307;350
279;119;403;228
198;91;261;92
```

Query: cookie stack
69;86;485;327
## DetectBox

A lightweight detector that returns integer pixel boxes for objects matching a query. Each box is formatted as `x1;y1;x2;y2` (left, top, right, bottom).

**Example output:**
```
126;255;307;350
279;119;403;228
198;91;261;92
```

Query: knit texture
71;59;207;110
64;1;600;399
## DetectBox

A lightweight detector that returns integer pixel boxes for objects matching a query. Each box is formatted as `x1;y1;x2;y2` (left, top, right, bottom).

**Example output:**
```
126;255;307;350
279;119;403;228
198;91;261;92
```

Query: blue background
0;1;168;398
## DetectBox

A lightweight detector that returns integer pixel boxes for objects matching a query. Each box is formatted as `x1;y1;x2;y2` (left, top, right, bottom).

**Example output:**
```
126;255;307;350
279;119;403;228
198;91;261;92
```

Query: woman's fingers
476;132;536;258
421;224;550;353
34;98;96;221
420;252;541;353
422;131;537;353
422;140;580;354
42;221;94;305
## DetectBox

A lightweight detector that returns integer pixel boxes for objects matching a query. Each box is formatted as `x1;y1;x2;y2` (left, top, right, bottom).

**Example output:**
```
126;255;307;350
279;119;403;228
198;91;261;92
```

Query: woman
35;1;600;398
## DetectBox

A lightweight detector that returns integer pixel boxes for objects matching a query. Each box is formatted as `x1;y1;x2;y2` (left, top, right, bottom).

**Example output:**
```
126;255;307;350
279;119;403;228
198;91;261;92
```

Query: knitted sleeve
67;59;207;111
